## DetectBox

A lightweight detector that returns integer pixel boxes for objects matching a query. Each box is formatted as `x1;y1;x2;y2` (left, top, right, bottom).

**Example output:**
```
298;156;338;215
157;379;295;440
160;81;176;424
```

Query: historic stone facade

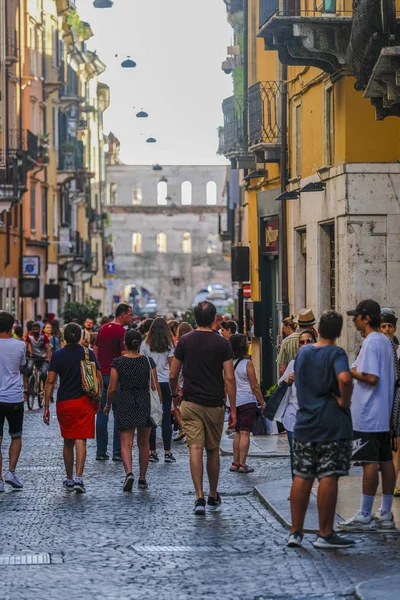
104;164;232;315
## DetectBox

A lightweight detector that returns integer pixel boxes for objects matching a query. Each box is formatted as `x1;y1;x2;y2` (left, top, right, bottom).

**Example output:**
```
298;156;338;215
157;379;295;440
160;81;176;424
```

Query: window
109;183;117;205
182;232;192;254
293;102;302;177
157;232;167;253
324;86;334;166
181;181;192;205
53;193;58;237
295;228;307;310
157;181;167;205
207;233;217;254
132;233;142;253
319;222;336;312
206;181;217;205
41;187;48;235
52;106;58;148
132;186;142;205
30;186;36;230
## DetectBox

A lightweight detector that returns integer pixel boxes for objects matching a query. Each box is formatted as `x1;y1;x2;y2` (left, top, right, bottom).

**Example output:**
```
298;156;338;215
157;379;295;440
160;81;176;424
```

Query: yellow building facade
221;0;400;387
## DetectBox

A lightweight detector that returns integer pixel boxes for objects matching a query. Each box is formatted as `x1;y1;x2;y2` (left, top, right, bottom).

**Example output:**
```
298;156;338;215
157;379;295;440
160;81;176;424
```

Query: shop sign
264;219;279;255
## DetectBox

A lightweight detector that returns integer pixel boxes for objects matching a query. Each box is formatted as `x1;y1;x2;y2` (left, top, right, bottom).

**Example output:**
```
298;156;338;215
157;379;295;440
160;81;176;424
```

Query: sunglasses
299;339;314;345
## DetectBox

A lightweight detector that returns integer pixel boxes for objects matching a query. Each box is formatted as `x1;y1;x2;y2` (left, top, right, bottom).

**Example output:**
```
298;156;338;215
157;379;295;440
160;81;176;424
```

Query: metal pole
238;282;244;333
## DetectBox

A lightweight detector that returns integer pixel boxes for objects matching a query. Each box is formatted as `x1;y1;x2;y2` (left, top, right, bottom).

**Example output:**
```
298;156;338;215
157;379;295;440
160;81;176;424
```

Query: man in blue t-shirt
287;311;355;550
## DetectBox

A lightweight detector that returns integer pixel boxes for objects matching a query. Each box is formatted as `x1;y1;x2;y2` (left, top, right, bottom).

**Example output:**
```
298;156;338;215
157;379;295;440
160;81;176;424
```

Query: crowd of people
0;297;399;551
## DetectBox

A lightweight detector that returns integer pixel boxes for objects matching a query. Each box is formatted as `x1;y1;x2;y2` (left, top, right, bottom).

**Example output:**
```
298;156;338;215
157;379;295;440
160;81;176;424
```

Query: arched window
132;233;142;253
157;232;167;253
206;181;217;205
157;181;167;205
182;232;192;254
132;185;142;205
181;181;192;205
207;234;217;254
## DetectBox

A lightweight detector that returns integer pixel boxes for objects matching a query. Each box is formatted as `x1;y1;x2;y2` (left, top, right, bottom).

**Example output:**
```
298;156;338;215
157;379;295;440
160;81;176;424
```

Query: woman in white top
275;329;317;478
229;334;265;473
140;318;176;463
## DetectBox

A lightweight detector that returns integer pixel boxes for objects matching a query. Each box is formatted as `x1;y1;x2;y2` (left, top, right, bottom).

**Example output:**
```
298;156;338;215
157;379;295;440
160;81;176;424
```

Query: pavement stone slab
0;409;399;599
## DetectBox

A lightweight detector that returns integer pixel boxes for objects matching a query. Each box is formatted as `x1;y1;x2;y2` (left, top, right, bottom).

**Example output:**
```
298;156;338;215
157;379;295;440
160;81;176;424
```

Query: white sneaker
337;511;376;531
374;510;396;529
0;480;4;493
5;471;23;489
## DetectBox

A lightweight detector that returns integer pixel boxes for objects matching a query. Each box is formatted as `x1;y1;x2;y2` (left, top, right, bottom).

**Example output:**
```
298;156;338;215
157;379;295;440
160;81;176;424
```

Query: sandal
230;462;239;472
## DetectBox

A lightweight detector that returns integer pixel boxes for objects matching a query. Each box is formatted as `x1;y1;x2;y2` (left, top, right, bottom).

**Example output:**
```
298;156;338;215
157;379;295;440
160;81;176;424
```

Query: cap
381;311;397;326
347;299;381;319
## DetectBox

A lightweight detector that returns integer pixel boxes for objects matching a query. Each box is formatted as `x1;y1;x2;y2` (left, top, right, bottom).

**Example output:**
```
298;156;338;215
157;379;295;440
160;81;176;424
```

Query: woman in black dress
105;329;161;491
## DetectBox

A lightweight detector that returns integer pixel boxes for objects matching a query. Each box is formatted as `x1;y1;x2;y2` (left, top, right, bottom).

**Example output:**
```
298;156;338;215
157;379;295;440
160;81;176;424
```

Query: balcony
0;154;27;212
58;227;84;261
221;96;256;168
55;0;76;14
5;28;18;66
348;1;400;120
23;49;41;79
248;81;282;161
58;141;84;172
258;0;353;74
44;58;63;96
83;242;99;275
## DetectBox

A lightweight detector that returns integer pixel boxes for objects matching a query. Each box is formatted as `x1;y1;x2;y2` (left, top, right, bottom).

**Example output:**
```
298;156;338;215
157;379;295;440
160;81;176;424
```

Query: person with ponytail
105;329;161;491
43;323;103;493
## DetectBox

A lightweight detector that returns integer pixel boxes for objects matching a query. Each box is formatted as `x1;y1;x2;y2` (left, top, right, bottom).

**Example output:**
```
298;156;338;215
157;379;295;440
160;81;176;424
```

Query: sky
76;0;233;165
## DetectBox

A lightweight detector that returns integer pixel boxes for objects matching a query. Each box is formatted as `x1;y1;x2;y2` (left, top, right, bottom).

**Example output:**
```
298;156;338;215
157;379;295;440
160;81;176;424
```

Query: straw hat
293;308;316;327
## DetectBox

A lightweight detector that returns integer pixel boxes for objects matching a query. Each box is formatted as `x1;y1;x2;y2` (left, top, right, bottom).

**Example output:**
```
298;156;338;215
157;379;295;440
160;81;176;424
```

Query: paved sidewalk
1;409;400;599
220;432;289;458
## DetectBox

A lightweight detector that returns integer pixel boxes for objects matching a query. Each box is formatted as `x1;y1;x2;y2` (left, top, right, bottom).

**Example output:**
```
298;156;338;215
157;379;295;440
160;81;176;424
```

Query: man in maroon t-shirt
94;303;133;460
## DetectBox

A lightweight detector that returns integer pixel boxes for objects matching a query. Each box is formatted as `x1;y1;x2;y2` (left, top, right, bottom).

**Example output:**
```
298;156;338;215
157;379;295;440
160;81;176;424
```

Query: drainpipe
280;64;289;319
18;0;24;324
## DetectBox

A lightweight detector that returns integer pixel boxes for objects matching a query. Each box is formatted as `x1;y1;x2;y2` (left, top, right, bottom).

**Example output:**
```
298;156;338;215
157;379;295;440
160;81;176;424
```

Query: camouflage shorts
293;439;352;480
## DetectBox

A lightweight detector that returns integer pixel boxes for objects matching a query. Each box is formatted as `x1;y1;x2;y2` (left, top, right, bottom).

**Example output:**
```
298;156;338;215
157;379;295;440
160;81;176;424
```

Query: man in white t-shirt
338;299;396;531
0;311;27;492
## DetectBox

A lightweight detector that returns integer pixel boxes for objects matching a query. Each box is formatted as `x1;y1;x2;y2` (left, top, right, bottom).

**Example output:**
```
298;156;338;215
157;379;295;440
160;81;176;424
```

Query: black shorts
293;439;352;480
0;402;24;439
235;403;257;432
352;431;393;463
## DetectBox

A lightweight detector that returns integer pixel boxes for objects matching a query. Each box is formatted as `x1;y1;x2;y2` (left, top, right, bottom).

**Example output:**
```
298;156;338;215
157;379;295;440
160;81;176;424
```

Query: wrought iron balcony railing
259;0;353;26
58;141;84;171
0;129;38;165
248;81;283;148
58;227;84;258
222;95;248;155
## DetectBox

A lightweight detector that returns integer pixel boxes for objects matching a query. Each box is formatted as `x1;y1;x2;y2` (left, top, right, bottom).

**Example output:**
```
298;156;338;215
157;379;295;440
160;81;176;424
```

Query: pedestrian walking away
276;308;316;377
43;323;103;493
275;330;317;480
140;317;176;463
0;312;27;492
94;303;133;461
172;321;194;443
105;329;161;491
228;333;265;474
288;311;355;550
338;299;397;531
170;301;237;515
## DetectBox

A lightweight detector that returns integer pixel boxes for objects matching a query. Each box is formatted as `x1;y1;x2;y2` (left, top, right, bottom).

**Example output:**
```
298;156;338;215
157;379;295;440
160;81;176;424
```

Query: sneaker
374;509;396;529
337;511;376;531
194;498;206;515
74;478;86;494
287;531;303;548
238;464;255;473
5;471;23;489
112;455;123;462
149;453;159;463
230;462;239;472
313;531;355;549
0;480;4;493
62;479;75;492
138;479;149;490
123;473;134;492
96;454;110;461
164;452;176;463
207;493;222;511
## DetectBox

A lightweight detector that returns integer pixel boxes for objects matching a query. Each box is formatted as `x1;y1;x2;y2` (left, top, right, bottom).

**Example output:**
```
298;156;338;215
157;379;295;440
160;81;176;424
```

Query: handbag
146;357;163;427
263;382;289;421
80;347;100;401
252;409;267;435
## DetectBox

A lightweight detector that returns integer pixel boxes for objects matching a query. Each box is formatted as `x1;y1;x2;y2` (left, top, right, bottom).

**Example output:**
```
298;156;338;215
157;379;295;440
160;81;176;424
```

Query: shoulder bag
80;347;100;401
146;357;163;427
263;382;289;421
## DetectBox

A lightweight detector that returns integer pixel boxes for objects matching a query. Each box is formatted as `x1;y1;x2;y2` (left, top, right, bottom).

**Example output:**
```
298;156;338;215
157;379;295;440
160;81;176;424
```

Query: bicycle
27;363;44;410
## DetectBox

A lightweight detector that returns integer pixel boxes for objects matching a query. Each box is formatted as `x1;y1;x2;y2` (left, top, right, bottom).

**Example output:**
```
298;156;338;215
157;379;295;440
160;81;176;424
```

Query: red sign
264;219;279;255
243;284;251;298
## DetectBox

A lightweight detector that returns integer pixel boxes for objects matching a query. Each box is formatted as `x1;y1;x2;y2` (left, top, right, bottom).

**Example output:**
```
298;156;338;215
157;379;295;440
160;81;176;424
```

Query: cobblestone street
1;409;400;600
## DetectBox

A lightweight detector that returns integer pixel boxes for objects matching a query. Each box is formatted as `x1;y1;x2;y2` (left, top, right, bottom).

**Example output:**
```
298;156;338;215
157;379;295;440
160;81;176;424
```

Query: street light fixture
146;137;157;143
136;110;149;118
152;164;162;171
121;56;136;68
93;0;113;7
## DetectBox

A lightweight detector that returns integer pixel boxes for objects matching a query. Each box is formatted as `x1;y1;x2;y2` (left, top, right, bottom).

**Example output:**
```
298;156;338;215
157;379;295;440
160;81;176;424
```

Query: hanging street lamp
121;56;136;68
136;110;149;118
146;137;157;143
93;0;114;8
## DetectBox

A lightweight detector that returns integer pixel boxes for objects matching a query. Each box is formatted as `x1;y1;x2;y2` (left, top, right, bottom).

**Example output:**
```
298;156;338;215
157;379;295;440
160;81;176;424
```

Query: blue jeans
96;375;121;457
149;382;172;453
287;430;294;479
